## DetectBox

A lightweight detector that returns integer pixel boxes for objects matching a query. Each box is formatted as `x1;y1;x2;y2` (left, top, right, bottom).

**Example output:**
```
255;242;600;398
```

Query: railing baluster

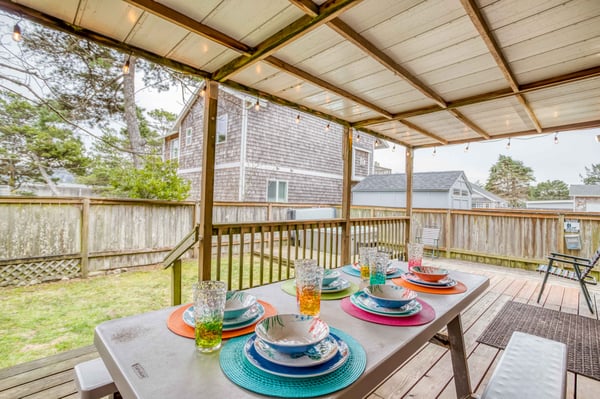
228;229;234;290
239;227;244;290
216;229;222;281
260;228;265;286
250;226;255;287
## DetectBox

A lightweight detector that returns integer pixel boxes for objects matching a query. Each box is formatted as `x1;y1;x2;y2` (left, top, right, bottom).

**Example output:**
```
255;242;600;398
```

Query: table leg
447;314;477;399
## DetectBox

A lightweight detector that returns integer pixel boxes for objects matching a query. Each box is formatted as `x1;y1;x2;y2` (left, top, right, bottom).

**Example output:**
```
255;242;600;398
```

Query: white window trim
267;179;288;203
217;114;228;144
170;138;180;161
185;127;193;145
352;148;371;180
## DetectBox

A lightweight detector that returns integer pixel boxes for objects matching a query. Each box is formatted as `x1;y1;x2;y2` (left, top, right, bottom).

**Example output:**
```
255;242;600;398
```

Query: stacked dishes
349;284;421;317
351;262;401;276
405;266;457;288
183;291;265;331
243;314;350;378
321;269;351;293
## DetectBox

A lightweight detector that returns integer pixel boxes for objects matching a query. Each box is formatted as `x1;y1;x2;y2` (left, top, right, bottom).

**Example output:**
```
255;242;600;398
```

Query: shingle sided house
352;171;473;209
164;86;384;202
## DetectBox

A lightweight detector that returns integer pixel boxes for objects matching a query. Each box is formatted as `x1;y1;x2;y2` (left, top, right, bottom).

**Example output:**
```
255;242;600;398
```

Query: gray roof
352;171;469;192
569;184;600;197
471;184;507;203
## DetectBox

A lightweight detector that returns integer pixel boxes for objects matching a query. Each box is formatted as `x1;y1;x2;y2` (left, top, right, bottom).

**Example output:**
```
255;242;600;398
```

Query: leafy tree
0;91;90;194
529;180;569;200
485;155;535;207
0;13;197;199
580;163;600;185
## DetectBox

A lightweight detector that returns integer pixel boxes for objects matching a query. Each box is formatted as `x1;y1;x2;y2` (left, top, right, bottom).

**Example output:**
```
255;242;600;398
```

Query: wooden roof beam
461;0;542;133
290;1;447;108
354;65;600;127
124;0;251;55
447;109;490;139
265;57;393;119
415;119;600;149
212;0;363;82
327;18;447;109
400;120;448;145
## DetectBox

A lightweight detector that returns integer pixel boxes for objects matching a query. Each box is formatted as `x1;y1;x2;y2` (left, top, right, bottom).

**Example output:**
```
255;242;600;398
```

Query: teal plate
220;327;366;398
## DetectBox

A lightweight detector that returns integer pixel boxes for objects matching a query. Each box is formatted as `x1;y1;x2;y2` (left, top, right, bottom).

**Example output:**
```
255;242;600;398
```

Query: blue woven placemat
219;327;366;397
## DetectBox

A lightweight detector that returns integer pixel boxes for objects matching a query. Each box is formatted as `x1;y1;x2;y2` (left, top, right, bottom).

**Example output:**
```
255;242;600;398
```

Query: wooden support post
405;148;414;253
198;80;219;282
340;126;353;265
80;198;90;278
171;259;182;306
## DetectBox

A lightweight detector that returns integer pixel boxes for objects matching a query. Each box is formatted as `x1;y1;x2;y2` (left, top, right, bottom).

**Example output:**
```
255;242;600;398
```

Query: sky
137;82;599;187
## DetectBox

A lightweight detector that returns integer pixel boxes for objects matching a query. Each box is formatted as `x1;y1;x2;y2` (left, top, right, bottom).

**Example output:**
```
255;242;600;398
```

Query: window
170;138;179;160
267;180;288;202
185;127;193;145
217;114;228;143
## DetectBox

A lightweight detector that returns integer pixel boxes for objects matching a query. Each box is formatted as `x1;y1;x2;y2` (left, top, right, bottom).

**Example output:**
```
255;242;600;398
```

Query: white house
352;171;472;209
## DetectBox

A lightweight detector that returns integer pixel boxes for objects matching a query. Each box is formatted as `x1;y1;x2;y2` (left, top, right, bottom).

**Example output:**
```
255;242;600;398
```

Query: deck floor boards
1;259;598;399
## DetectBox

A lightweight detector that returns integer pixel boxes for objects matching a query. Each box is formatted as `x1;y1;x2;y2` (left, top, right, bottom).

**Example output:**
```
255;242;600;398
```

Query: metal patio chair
537;246;600;313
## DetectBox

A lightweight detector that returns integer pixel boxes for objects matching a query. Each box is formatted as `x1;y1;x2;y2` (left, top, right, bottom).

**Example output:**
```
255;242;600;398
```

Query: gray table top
95;269;489;399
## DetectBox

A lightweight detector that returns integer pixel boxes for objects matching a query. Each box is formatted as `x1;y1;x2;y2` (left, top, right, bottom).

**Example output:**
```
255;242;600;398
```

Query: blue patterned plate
405;273;457;288
350;291;422;317
321;278;351;293
243;333;349;378
183;303;265;331
254;335;338;367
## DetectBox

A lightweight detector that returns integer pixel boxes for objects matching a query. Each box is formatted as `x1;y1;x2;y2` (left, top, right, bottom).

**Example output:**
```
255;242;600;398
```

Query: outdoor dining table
94;268;489;399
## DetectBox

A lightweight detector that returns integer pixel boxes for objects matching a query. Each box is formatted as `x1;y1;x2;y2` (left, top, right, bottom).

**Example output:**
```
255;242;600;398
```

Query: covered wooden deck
1;259;598;399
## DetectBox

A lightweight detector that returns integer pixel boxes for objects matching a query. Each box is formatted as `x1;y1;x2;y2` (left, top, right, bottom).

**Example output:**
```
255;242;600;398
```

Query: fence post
557;214;565;253
80;198;90;278
445;209;452;258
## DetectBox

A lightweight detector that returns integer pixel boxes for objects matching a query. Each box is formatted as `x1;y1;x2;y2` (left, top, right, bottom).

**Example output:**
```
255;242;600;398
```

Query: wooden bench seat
481;331;567;399
0;345;108;399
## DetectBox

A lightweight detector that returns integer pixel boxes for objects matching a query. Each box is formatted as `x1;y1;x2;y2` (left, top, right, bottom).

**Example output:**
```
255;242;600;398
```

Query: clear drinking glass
294;259;323;317
408;242;424;270
370;252;389;285
359;246;377;283
193;280;227;353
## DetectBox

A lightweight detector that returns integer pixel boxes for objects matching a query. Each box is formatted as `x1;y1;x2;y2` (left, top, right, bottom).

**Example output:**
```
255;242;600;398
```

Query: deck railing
165;216;409;304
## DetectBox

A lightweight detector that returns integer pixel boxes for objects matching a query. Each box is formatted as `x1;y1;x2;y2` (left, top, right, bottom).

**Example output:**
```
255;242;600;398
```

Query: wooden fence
1;197;598;286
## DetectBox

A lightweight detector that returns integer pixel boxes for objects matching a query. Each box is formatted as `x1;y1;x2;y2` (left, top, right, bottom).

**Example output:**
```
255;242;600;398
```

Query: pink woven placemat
340;297;435;326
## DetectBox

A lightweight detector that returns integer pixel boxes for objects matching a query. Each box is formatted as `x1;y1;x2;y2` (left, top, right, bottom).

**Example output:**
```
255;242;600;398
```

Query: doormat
477;301;600;381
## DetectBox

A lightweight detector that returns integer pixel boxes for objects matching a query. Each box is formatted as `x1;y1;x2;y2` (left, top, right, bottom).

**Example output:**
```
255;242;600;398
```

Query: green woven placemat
280;279;359;300
219;327;366;398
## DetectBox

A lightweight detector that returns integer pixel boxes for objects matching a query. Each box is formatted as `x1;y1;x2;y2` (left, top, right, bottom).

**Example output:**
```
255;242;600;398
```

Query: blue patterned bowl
255;314;329;354
363;284;417;308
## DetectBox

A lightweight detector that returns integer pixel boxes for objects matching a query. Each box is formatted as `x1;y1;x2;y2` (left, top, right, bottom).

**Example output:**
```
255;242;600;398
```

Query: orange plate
167;300;277;339
392;275;467;295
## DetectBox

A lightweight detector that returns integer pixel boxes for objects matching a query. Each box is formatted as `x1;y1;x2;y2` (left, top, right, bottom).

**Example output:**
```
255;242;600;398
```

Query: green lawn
0;257;293;369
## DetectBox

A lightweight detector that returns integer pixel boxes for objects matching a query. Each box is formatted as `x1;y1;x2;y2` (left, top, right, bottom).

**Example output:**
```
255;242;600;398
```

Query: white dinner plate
243;333;349;378
253;334;338;368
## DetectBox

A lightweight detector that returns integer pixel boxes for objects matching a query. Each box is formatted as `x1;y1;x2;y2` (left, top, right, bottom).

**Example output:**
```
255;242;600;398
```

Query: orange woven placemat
392;275;467;294
167;300;277;339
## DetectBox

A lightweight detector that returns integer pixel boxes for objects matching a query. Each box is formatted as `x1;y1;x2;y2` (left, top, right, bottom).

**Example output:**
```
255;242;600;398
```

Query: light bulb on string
432;147;437;157
325;122;330;132
554;132;559;144
464;143;470;152
12;23;21;42
200;85;206;97
356;133;361;142
254;98;260;111
392;145;396;152
122;55;131;75
295;114;300;124
375;138;380;146
506;138;511;150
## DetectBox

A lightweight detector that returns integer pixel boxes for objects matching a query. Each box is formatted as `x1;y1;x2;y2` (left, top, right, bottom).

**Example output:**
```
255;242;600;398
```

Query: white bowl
364;284;417;308
254;314;329;354
322;269;341;286
224;291;257;320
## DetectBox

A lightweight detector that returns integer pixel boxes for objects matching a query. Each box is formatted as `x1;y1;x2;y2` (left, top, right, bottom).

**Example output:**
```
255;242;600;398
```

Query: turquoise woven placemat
219;327;366;398
280;279;359;300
